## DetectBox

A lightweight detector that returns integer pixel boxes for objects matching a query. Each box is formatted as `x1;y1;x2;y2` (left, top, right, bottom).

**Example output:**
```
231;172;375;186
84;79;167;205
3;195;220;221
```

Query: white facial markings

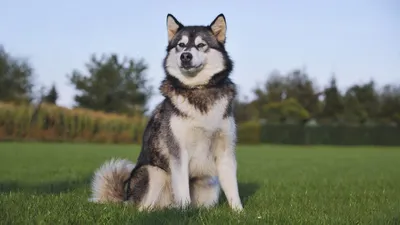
166;50;182;79
187;47;205;68
175;36;205;70
166;47;225;87
194;36;203;45
194;36;207;51
194;36;207;49
177;36;189;49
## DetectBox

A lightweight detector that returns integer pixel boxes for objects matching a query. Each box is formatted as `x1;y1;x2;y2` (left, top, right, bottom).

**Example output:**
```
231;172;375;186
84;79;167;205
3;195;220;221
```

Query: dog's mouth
180;64;203;76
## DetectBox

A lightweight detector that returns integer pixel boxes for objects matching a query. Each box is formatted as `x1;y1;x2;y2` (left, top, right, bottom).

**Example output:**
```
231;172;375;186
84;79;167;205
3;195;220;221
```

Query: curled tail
89;158;135;203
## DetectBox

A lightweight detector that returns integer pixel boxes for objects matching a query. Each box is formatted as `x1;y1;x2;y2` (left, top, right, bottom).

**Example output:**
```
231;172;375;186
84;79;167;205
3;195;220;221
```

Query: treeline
235;70;400;126
1;44;400;145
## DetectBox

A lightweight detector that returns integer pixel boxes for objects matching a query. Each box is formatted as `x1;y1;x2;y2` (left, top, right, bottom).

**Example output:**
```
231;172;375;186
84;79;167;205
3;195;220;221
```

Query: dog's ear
166;14;183;42
210;14;227;43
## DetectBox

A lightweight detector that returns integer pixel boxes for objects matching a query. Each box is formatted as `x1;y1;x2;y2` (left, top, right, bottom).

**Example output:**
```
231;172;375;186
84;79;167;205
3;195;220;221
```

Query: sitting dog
89;13;243;212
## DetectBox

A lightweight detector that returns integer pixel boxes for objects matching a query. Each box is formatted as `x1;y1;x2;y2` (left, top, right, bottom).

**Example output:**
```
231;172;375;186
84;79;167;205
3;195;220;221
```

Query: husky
89;13;243;212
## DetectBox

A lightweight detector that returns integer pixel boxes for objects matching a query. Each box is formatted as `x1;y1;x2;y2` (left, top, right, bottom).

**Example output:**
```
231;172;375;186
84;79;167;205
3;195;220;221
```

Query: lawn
0;143;399;225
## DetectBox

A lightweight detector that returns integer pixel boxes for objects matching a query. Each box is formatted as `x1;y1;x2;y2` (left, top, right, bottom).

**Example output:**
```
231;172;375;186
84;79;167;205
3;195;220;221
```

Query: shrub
237;121;261;144
0;102;147;143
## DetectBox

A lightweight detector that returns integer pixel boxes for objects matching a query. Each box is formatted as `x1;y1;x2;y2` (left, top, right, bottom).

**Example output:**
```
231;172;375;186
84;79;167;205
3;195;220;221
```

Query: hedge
236;121;261;144
259;124;400;146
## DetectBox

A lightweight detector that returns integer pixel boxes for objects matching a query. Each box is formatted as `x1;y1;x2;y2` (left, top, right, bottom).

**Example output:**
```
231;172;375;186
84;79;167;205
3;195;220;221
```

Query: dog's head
163;14;233;88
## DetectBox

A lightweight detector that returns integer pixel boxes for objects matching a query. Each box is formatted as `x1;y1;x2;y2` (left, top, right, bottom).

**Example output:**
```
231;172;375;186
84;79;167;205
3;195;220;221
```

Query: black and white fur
89;13;243;212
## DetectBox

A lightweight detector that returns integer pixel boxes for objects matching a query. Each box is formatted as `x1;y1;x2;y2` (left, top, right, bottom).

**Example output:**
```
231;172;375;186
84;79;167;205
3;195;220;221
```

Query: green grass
0;143;399;225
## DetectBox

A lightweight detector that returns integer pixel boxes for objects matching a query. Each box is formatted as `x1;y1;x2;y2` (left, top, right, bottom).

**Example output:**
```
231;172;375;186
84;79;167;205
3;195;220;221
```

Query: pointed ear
166;14;183;42
210;14;227;43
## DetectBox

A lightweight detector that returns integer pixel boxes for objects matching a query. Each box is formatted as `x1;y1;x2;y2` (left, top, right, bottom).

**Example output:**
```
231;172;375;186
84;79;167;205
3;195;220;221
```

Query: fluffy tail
89;158;135;203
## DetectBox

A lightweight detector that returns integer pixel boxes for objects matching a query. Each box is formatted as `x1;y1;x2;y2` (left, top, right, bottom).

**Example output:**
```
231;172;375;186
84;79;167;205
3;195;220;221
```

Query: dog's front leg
170;148;191;209
215;117;243;212
169;116;192;209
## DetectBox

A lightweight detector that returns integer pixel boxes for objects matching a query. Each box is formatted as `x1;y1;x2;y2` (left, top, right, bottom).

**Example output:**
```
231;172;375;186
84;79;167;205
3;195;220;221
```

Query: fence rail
259;124;400;146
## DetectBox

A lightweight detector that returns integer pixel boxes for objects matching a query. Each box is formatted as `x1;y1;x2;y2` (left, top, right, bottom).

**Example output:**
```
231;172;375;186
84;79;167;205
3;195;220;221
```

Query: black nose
180;52;193;62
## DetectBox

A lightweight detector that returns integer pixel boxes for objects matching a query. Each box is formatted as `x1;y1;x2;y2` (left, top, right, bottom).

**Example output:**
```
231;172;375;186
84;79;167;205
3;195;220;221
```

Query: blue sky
2;0;399;111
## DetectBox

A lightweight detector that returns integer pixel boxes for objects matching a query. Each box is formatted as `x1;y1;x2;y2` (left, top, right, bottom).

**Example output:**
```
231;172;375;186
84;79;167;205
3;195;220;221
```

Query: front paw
138;204;156;212
174;198;191;210
231;202;243;212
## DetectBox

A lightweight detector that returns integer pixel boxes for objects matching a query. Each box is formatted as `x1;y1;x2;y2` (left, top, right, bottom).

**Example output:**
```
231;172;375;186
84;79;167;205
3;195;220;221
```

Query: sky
1;0;399;111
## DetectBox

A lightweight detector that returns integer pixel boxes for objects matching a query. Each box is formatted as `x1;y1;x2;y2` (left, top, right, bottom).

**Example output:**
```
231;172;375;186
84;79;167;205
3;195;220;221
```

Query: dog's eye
197;43;206;48
178;43;186;48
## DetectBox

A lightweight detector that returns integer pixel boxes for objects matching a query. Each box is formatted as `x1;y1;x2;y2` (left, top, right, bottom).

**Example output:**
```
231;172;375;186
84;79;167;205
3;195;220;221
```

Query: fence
245;123;400;146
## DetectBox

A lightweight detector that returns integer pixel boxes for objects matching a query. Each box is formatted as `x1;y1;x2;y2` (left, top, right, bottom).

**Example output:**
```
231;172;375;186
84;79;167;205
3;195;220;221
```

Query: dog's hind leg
190;176;220;208
137;166;172;211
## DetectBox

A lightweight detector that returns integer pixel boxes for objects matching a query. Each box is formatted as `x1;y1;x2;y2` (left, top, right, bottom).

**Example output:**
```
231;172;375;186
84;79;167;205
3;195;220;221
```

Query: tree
343;80;380;124
342;87;367;124
43;83;59;105
319;75;344;123
262;98;310;124
252;71;286;119
378;84;400;125
0;45;35;103
252;69;319;122
233;95;259;123
261;71;287;103
253;71;285;103
284;69;321;118
68;53;153;115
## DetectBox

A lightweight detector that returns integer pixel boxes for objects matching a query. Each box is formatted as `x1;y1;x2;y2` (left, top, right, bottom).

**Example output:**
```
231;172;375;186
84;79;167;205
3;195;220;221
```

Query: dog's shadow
238;182;260;204
218;181;260;206
132;182;260;225
1;178;260;203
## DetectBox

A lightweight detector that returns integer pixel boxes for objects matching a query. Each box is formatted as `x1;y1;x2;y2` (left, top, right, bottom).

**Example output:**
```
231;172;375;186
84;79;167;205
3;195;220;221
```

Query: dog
89;13;243;212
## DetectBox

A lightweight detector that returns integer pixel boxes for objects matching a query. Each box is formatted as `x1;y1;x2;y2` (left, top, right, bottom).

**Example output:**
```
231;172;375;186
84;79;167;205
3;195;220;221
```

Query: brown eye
197;43;206;48
178;43;185;48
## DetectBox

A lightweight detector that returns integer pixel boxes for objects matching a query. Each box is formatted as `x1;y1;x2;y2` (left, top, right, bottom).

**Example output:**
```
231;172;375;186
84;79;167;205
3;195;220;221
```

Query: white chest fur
169;95;230;177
